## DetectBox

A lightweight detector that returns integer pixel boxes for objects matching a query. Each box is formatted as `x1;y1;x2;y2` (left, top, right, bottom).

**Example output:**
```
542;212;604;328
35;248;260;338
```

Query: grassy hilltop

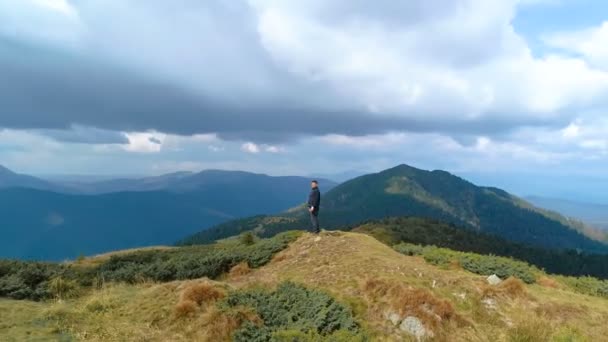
2;225;608;341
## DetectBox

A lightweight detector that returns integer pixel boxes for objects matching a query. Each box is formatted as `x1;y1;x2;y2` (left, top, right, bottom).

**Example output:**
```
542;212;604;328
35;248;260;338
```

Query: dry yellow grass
2;231;608;341
228;262;252;278
74;246;175;267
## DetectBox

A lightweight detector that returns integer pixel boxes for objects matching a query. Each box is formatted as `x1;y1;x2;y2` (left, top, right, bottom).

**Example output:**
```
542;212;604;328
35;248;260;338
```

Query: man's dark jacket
308;187;321;215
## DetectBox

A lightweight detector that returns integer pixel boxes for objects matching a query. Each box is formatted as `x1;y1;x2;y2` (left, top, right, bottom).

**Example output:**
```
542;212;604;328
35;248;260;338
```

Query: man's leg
310;212;320;234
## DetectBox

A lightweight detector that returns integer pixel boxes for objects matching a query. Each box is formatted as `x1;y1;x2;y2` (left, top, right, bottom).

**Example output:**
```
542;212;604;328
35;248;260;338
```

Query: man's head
311;180;318;189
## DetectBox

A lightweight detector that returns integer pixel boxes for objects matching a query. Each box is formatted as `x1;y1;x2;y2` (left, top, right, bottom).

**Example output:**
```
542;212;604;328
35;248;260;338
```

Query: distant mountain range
0;165;66;192
0;165;337;260
526;196;608;230
181;164;608;253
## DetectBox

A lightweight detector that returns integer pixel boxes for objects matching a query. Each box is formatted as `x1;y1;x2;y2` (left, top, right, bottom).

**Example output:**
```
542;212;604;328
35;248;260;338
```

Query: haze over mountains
0;165;336;260
526;196;608;230
2;163;607;261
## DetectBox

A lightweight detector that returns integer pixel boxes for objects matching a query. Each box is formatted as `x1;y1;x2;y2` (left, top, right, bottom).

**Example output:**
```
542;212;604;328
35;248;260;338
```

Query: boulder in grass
487;274;502;285
400;316;431;340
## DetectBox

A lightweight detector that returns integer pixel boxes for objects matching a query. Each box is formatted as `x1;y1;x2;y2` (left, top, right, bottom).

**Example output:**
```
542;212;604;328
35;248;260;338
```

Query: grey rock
487;274;502;285
399;316;429;340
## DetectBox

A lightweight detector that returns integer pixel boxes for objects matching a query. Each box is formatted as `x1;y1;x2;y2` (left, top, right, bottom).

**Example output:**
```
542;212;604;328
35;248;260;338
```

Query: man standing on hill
308;180;321;234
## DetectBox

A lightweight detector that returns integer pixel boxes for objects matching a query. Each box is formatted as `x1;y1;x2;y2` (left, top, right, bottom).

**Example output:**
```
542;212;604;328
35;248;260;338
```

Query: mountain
0;171;337;260
526;196;608;230
51;170;337;195
181;164;608;253
3;230;608;341
0;165;65;192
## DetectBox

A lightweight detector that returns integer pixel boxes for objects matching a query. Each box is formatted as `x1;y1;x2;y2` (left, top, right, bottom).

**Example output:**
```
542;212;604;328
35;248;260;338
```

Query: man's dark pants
310;211;320;234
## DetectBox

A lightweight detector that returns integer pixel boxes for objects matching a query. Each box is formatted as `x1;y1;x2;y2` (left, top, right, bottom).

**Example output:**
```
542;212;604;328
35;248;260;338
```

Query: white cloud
32;0;78;17
0;0;83;48
3;0;608;137
264;145;284;153
249;0;608;124
240;142;284;153
123;132;165;153
545;21;608;70
241;142;261;154
208;145;224;152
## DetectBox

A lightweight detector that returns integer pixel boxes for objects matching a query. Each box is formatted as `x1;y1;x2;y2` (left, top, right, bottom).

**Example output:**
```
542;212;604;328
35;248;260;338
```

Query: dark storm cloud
0;37;564;144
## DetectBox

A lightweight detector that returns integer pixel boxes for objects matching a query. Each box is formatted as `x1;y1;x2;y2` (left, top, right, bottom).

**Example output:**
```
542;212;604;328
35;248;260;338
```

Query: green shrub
0;260;65;300
48;277;81;300
394;243;538;284
241;232;256;246
556;276;608;298
0;231;302;301
392;243;425;256
271;329;367;342
223;282;362;341
97;231;301;284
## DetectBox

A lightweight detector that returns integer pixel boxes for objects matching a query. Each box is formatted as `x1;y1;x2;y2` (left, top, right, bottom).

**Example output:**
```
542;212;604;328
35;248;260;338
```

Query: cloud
37;125;129;144
544;21;608;70
241;142;261;154
0;0;607;144
240;142;284;153
123;132;165;153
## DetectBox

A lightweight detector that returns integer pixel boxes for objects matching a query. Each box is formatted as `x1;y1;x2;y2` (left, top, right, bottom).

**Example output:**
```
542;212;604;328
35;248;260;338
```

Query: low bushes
221;282;362;341
394;243;538;284
555;276;608;298
97;231;301;283
0;262;90;300
0;231;301;301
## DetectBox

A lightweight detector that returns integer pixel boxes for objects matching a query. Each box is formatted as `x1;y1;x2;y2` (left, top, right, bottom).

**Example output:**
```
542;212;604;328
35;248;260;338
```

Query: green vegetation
355;217;608;280
0;231;301;301
556;276;608;298
0;260;91;301
222;282;363;341
394;243;538;284
393;238;608;299
3;231;608;341
182;164;608;255
177;215;303;246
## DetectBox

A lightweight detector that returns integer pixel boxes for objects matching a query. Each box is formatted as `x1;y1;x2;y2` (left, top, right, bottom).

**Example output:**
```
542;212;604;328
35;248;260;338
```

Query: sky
0;0;607;202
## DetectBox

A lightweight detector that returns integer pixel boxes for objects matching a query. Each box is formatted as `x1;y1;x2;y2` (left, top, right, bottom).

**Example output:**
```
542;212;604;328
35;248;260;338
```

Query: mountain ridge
181;164;608;253
0;170;337;260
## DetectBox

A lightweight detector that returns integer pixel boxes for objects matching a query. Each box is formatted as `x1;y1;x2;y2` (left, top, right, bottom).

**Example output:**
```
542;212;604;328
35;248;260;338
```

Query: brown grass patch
270;251;289;264
481;277;527;299
362;278;456;330
180;282;226;305
174;281;227;319
537;276;560;289
229;262;251;277
174;299;197;318
200;306;262;342
534;302;586;321
507;316;554;342
448;259;462;270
